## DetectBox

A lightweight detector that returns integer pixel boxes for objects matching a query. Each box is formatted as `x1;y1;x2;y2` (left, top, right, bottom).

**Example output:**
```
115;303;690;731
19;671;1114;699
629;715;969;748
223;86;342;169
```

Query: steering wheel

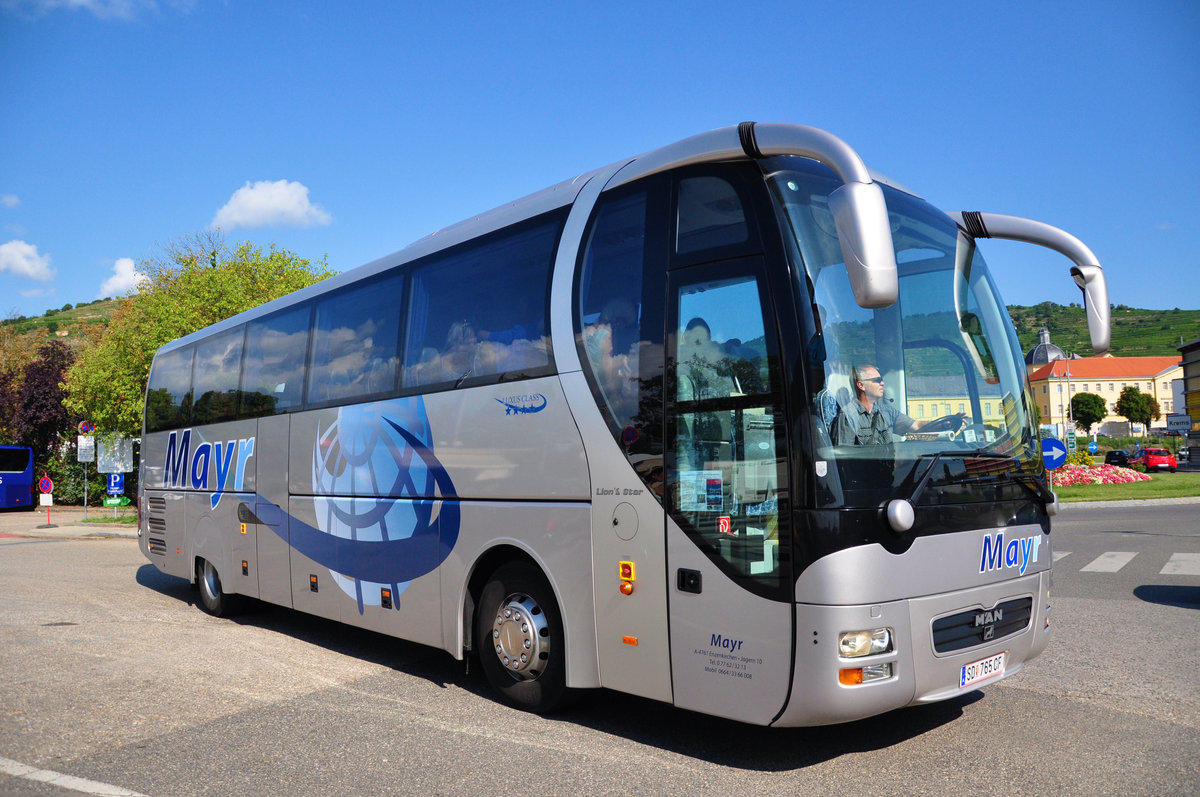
922;413;967;436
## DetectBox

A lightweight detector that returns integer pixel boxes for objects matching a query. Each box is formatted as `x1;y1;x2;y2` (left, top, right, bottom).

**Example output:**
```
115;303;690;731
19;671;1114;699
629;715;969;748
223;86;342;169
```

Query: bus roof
153;123;916;357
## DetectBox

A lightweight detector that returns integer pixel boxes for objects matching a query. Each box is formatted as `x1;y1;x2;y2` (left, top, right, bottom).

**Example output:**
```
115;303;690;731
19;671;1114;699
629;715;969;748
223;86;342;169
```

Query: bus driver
833;364;963;445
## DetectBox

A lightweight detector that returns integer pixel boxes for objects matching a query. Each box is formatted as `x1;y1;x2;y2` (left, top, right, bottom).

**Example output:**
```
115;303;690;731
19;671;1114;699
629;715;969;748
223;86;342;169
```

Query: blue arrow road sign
106;473;124;496
1042;437;1067;470
1088;441;1098;454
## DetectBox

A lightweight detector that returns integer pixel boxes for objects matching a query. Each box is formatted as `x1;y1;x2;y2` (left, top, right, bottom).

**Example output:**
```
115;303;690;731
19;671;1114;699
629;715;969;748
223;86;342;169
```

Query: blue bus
0;446;35;511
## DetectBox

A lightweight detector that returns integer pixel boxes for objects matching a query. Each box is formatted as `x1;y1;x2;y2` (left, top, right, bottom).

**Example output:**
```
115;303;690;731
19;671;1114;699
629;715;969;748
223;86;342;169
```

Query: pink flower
1050;464;1150;486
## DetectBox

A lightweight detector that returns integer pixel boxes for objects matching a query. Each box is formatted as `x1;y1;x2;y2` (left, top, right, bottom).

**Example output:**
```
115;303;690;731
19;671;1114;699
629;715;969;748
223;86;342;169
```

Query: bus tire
476;561;571;713
196;558;244;618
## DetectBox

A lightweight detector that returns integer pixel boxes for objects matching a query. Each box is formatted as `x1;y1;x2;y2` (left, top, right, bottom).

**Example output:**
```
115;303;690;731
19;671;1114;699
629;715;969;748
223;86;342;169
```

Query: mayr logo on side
163;429;256;509
978;531;1043;576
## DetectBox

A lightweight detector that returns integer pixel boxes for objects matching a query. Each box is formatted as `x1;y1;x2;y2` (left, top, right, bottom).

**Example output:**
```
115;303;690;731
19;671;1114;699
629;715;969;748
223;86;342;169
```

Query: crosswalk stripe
1053;551;1071;562
1160;553;1200;576
1080;552;1138;572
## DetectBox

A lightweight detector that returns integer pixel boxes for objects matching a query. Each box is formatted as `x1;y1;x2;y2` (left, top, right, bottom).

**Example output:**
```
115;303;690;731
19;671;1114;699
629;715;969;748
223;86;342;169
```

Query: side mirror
828;181;899;308
746;123;899;309
1070;264;1110;354
952;212;1111;354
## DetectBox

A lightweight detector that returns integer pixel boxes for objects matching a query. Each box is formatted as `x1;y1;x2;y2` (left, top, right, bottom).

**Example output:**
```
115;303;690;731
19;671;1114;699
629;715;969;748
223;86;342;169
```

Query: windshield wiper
906;451;1051;507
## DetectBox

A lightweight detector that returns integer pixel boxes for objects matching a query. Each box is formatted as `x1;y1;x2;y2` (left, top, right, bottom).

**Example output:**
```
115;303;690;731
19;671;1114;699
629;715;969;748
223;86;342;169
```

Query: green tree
63;232;333;435
1070;392;1108;434
1115;386;1156;436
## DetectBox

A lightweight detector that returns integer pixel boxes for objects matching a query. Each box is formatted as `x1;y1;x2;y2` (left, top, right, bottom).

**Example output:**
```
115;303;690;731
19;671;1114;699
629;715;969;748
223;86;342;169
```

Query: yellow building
1027;355;1182;436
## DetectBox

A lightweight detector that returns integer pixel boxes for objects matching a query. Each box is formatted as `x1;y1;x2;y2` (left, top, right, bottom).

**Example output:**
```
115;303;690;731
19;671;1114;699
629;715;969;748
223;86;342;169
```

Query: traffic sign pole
1041;437;1067;489
37;473;55;528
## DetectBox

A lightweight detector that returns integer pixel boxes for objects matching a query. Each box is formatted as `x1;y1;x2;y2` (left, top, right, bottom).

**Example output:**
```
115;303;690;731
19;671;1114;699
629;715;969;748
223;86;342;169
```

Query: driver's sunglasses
861;376;884;384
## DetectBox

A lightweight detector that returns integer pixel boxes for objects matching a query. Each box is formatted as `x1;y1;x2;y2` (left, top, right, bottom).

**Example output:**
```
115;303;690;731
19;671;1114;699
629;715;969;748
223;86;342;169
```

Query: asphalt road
1;501;1197;796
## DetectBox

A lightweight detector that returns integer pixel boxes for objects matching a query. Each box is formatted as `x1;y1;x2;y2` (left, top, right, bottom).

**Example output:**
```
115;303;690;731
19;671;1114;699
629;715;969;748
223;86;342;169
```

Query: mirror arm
951;212;1111;354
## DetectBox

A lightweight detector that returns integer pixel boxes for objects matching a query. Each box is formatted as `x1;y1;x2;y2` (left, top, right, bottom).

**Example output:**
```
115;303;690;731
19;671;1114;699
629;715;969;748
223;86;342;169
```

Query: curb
1062;495;1200;509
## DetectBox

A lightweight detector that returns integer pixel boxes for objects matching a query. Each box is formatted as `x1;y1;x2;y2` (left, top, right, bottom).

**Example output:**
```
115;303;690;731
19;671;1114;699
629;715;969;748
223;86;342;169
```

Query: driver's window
670;271;783;589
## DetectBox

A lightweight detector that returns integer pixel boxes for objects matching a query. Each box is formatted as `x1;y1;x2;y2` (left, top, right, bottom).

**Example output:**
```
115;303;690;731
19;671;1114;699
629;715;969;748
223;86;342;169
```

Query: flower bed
1050;463;1152;487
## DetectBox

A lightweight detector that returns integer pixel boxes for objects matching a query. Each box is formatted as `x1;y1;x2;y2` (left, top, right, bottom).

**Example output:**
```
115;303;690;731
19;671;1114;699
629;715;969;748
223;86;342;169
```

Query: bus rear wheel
476;561;570;713
196;558;243;617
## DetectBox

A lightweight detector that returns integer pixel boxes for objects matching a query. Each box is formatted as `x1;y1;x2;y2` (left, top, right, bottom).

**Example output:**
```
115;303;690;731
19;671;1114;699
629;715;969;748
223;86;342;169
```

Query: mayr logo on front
979;531;1044;576
163;429;255;509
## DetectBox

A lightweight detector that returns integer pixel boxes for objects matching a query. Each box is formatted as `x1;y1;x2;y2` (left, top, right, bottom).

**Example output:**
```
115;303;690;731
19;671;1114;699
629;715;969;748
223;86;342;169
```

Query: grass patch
1052;471;1200;502
79;513;138;525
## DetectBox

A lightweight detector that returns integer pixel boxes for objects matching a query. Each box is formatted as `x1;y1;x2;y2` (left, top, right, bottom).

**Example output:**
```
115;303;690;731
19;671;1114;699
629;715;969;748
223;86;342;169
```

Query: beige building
1027;355;1183;436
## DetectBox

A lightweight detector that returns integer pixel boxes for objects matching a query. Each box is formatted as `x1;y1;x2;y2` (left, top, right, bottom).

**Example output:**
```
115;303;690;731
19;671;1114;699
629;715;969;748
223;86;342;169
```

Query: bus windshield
765;158;1041;510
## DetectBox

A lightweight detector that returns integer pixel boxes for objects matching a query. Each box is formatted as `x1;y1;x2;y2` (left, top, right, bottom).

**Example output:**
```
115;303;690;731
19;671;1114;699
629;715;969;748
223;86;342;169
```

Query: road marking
1080;552;1138;573
1160;553;1200;576
1053;551;1071;562
0;756;149;797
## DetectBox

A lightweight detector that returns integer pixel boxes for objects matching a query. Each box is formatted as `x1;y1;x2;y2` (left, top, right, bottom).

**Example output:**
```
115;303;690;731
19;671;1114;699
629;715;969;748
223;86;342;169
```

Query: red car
1130;448;1177;473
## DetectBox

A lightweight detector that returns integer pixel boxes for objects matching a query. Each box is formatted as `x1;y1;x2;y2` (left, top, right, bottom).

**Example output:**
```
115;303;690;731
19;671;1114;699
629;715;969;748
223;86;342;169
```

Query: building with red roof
1027;354;1182;437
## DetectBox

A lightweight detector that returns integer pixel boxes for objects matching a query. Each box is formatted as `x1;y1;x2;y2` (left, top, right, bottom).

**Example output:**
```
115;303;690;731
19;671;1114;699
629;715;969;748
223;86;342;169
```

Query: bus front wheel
196;558;244;617
476;562;570;713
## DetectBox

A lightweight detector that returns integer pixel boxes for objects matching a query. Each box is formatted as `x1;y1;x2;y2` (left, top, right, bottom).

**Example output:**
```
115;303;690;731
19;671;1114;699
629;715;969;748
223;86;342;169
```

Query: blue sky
2;1;1198;323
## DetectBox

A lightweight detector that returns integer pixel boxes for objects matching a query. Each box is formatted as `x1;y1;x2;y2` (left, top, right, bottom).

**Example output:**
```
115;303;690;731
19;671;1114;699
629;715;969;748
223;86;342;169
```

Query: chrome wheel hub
201;560;220;601
491;592;549;681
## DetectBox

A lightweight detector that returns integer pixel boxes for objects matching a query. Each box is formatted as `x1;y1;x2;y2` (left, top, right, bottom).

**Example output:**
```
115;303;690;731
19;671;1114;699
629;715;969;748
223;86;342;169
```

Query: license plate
960;651;1006;688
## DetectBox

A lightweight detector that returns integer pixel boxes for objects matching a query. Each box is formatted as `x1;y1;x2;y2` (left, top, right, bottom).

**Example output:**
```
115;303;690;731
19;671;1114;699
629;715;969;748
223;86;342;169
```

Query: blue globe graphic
309;398;452;614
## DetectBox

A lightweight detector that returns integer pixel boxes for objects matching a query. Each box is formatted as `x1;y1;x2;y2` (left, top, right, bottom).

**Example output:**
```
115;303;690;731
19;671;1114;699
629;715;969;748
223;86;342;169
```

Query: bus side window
193;326;245;425
403;214;560;390
307;272;403;405
579;190;648;432
240;303;311;417
145;345;195;433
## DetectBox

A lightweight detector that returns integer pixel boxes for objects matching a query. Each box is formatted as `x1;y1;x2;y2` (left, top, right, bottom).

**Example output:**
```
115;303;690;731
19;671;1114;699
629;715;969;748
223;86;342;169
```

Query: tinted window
403;214;561;390
0;448;31;472
192;326;245;425
676;175;748;255
145;346;194;433
241;304;311;416
307;272;404;405
579;190;651;437
577;181;668;501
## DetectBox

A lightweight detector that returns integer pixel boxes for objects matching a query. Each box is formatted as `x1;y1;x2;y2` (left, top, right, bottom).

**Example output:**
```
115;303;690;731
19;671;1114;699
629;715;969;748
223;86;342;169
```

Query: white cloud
97;256;143;298
0;0;194;20
1154;221;1177;231
0;239;55;282
0;194;18;208
211;179;332;231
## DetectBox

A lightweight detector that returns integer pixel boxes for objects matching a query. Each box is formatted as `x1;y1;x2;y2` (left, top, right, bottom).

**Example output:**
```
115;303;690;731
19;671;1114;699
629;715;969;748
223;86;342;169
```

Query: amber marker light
619;582;634;595
840;664;892;685
622;635;638;646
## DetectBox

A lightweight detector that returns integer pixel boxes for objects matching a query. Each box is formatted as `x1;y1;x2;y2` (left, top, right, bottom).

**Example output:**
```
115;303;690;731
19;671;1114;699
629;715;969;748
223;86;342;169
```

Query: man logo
975;608;1001;642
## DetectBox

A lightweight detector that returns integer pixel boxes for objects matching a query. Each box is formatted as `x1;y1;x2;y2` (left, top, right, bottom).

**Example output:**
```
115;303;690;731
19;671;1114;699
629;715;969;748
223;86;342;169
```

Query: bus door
665;259;795;725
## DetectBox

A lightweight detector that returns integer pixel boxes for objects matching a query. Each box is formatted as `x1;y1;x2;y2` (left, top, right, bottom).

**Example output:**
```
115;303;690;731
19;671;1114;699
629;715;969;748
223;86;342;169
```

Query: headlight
838;628;892;658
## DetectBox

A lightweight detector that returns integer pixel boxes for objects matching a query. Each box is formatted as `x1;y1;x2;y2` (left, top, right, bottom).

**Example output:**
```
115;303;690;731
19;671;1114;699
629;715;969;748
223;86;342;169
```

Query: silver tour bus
138;122;1109;726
